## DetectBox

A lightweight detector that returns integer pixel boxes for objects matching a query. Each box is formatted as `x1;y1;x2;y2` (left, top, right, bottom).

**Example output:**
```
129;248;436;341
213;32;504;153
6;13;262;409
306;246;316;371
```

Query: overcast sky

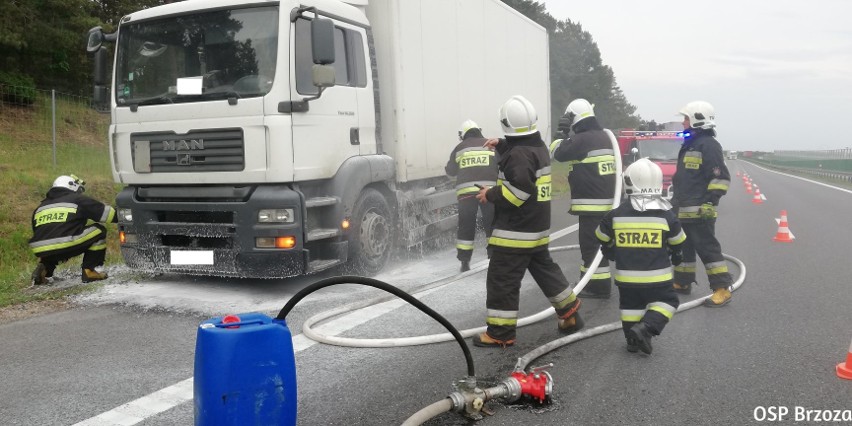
540;0;852;152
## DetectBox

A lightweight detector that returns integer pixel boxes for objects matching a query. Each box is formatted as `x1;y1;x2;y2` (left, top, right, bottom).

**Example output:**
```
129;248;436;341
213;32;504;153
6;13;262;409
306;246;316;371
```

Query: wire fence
0;84;110;173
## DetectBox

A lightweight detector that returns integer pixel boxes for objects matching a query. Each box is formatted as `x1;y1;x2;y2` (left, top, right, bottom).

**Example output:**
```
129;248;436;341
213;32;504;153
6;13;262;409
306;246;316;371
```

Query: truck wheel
348;188;393;275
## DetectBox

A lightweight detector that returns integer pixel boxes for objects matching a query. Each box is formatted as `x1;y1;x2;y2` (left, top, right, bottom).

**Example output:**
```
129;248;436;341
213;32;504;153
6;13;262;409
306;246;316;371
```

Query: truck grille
131;129;244;173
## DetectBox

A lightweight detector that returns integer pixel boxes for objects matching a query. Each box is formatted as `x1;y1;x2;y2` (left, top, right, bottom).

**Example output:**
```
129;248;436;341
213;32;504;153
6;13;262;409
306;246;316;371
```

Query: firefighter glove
600;242;615;261
698;202;716;219
669;248;683;266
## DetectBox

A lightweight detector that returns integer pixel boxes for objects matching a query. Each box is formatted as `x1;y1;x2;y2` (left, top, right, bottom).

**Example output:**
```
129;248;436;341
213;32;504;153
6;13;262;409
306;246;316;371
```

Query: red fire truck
616;130;684;199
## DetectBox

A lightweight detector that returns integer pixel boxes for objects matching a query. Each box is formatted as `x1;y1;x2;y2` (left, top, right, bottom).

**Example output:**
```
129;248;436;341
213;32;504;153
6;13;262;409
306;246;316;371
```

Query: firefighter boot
626;337;639;353
460;261;471;273
472;332;515;348
704;287;732;307
557;313;585;334
672;282;693;295
31;263;49;286
82;268;108;283
627;322;653;355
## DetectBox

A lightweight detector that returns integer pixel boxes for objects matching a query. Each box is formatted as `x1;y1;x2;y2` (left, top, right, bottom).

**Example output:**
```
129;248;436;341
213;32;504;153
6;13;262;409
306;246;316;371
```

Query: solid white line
747;161;852;195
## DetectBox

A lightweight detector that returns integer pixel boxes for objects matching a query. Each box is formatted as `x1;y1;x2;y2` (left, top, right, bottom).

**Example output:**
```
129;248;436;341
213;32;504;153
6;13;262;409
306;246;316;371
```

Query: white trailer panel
366;0;550;183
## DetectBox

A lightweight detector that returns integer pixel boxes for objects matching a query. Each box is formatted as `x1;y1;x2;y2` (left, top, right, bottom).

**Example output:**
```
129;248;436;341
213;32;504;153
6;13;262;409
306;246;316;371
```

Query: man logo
177;154;192;165
163;139;204;151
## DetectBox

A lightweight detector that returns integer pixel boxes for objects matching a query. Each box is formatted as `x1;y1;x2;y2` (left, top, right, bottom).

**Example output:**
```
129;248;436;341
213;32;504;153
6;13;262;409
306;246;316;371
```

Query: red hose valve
510;364;553;404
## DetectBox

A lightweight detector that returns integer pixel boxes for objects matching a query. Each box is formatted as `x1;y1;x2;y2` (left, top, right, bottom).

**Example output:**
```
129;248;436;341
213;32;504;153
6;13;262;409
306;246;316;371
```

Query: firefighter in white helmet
445;119;498;272
473;95;583;347
550;98;617;299
671;101;733;306
29;174;117;285
595;158;686;354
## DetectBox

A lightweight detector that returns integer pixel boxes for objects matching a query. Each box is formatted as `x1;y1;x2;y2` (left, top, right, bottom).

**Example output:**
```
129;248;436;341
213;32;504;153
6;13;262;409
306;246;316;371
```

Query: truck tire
348;188;393;275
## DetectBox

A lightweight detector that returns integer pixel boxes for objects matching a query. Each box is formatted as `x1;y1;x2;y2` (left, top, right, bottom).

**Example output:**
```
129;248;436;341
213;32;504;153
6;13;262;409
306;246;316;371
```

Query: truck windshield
637;139;681;161
115;6;279;106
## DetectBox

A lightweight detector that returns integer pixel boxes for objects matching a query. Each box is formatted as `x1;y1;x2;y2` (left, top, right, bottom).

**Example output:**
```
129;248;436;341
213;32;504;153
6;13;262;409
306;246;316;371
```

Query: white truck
86;0;550;278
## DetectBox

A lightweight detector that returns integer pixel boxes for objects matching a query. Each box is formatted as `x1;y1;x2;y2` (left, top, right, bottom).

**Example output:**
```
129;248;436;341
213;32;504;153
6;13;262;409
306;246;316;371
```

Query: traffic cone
837;337;852;380
736;171;741;177
773;210;793;242
746;182;753;194
752;188;763;204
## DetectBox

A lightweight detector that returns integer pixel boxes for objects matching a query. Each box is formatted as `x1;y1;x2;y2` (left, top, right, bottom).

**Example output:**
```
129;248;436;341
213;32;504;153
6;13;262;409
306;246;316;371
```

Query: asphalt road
2;160;852;425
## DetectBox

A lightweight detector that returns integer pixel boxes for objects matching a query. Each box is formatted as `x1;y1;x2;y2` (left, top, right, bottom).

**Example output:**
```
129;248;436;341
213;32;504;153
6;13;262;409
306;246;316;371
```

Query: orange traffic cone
736;171;741;177
838;337;852;380
752;188;763;204
773;210;793;242
746;182;753;194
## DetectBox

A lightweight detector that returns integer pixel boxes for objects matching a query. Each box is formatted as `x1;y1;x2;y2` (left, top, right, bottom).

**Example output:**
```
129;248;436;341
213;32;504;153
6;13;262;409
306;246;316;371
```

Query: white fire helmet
458;119;481;140
623;159;670;211
564;98;595;127
52;174;85;193
678;101;716;130
498;95;538;136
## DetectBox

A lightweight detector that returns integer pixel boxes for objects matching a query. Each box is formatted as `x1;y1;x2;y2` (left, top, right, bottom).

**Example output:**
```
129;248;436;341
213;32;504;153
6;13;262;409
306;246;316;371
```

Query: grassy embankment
0;97;120;307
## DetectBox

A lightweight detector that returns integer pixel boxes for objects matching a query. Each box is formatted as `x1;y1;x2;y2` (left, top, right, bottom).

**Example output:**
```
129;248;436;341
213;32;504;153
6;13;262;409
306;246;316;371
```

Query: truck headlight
118;208;133;222
258;208;294;223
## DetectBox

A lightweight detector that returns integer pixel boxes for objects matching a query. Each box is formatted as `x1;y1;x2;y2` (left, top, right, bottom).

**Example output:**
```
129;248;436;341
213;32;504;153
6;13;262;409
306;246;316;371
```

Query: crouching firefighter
29;175;118;285
595;159;686;355
446;119;498;272
473;95;583;348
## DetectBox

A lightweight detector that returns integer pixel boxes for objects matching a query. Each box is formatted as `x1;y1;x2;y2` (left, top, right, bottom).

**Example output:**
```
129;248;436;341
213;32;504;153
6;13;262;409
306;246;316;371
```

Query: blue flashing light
677;131;691;138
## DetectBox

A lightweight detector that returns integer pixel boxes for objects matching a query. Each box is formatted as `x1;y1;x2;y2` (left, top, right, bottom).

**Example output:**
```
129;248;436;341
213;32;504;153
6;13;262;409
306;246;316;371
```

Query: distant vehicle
85;0;551;278
727;151;738;160
617;130;684;199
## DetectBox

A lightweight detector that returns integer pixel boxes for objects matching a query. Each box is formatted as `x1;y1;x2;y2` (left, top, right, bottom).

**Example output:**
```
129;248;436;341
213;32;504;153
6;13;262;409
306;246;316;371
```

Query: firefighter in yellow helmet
473;95;583;348
29;175;117;285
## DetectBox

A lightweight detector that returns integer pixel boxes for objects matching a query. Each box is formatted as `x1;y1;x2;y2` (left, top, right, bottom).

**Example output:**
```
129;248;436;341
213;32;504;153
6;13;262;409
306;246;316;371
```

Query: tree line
0;0;646;130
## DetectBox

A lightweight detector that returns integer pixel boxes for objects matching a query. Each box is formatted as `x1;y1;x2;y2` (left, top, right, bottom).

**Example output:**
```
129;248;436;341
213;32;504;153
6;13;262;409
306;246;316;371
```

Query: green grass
0;95;120;307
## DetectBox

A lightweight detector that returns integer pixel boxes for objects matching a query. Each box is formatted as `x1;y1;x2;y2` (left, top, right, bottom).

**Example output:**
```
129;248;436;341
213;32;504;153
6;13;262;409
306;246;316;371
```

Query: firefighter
445;119;498;272
550;99;617;299
29;175;118;285
671;101;733;307
596;158;686;354
473;95;583;348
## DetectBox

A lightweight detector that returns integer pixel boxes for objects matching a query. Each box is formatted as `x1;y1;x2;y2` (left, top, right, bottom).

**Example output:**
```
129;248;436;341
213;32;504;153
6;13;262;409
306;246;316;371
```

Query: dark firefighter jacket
485;132;553;253
445;129;499;197
595;203;687;287
550;117;617;216
29;187;117;256
671;128;731;220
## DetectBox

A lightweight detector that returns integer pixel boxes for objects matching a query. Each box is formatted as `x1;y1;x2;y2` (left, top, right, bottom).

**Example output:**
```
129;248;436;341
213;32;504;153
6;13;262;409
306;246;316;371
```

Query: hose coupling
449;376;486;419
509;363;554;404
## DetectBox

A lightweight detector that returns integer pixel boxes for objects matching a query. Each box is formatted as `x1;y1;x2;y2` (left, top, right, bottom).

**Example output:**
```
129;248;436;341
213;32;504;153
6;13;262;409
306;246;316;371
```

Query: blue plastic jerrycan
194;312;297;425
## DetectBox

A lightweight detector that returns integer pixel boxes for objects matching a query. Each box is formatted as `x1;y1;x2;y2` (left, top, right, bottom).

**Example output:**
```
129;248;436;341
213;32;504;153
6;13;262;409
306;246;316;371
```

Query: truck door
290;17;362;181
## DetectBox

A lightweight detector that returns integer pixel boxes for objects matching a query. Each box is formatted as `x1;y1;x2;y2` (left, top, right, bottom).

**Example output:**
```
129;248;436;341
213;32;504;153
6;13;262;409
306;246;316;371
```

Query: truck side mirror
312;64;335;88
87;26;104;53
93;46;109;106
310;18;335;65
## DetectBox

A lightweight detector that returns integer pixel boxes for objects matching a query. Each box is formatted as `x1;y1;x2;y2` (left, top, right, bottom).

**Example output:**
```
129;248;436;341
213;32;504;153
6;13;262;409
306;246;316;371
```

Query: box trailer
87;0;550;278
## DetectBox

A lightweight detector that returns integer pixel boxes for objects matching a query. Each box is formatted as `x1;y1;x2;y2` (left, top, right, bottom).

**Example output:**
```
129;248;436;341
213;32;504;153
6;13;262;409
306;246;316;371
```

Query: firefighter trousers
578;215;612;295
619;285;679;337
485;248;578;341
37;224;108;275
674;219;733;290
456;196;494;262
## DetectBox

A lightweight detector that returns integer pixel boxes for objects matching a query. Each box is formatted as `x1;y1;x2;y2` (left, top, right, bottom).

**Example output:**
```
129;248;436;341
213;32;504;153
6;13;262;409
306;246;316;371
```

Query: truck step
307;259;342;273
306;228;341;242
305;196;339;208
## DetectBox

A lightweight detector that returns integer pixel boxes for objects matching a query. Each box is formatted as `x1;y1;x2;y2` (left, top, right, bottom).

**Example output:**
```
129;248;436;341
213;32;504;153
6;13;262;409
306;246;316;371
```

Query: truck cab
617;130;683;199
